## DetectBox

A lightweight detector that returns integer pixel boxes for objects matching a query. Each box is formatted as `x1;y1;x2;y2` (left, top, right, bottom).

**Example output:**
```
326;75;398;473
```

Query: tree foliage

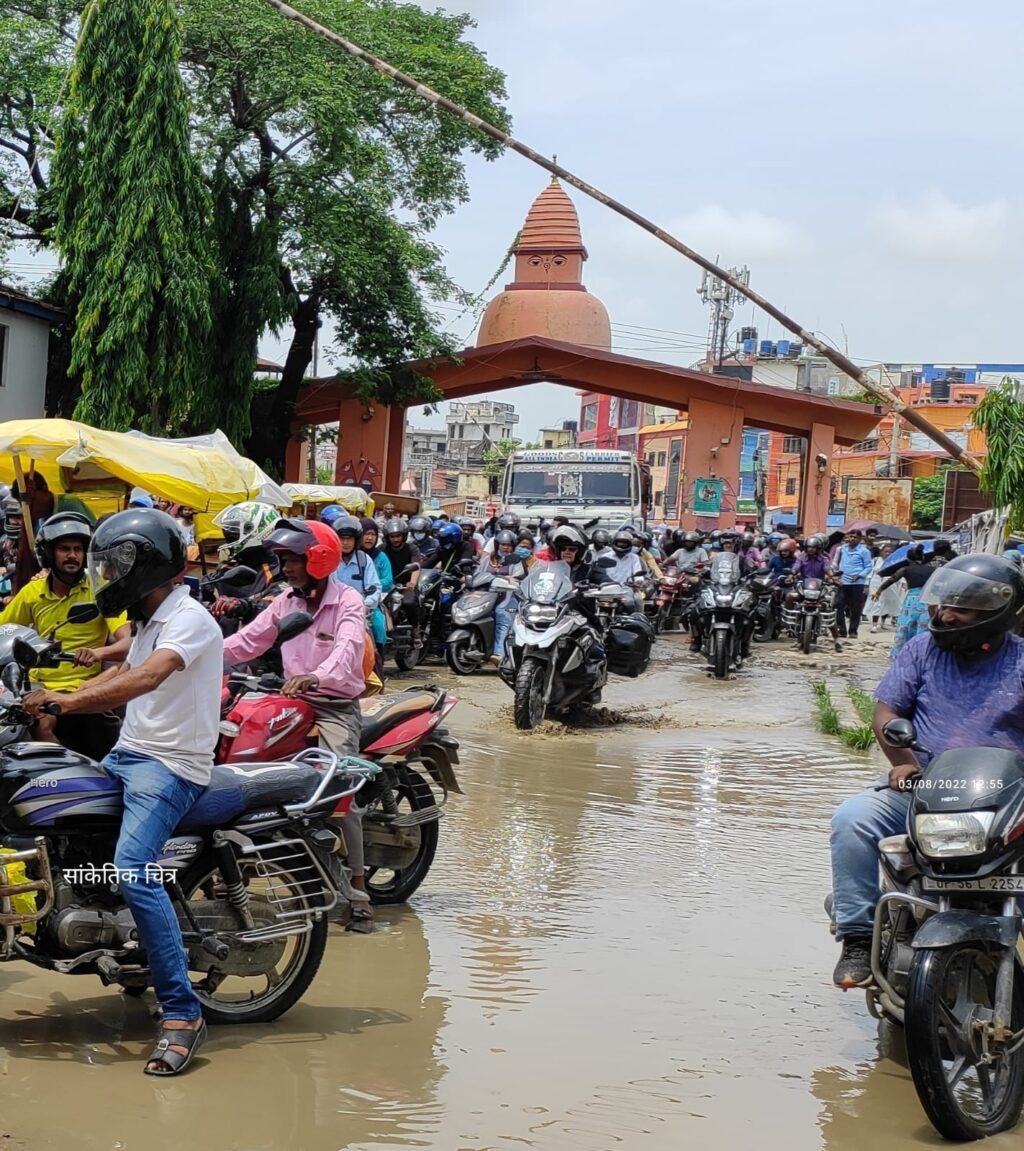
51;0;216;433
974;377;1024;531
911;471;946;531
482;438;540;478
1;0;509;472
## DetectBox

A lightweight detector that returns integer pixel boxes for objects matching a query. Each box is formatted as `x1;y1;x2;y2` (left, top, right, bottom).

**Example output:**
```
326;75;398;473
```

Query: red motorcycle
217;671;462;904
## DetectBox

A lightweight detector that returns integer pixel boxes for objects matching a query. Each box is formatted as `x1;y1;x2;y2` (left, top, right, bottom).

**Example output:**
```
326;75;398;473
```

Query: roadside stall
281;483;375;519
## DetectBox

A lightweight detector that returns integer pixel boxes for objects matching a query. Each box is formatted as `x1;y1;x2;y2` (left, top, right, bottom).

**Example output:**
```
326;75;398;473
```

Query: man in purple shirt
829;554;1024;987
790;534;843;652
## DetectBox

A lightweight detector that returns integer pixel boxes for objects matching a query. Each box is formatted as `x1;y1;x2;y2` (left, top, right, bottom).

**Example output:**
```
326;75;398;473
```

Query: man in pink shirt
222;518;374;929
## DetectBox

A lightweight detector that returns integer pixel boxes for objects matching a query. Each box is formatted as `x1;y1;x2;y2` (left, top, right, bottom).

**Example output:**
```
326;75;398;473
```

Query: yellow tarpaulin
281;483;373;515
0;420;291;516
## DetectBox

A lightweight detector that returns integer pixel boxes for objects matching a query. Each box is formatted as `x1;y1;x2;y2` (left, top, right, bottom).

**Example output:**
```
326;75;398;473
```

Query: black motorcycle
446;569;499;675
749;569;781;642
695;553;756;679
0;627;378;1025
780;576;837;654
385;563;464;671
856;719;1024;1141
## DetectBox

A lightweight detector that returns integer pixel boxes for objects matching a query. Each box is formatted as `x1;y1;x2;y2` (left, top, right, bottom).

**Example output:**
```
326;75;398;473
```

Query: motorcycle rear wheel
446;633;485;676
394;641;423;672
364;770;440;904
905;943;1024;1141
712;631;729;679
183;850;328;1026
514;657;547;729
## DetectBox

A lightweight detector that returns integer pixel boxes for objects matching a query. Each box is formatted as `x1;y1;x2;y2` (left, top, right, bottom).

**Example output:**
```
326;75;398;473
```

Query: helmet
591;528;612;550
550;525;588;562
768;532;783;545
611;530;634;555
458;516;477;533
438;522;464;549
1003;548;1024;568
779;538;798;555
719;530;739;547
431;518;446;531
332;514;363;539
318;505;347;528
494;529;517;554
214;501;282;560
498;512;521;532
805;534;824;552
741;532;755;548
36;511;92;580
923;554;1024;655
408;515;432;540
671;527;687;548
383;517;409;541
87;508;187;618
3;496;22;537
266;518;341;580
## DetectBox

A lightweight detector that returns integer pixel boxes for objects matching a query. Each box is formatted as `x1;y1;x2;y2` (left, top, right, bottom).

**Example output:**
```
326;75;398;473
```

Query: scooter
445;569;499;675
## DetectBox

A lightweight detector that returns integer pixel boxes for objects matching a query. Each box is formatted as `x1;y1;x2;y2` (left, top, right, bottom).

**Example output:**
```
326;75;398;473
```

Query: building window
544;438;554;448
582;403;598;431
782;436;804;454
841;476;851;494
785;478;797;496
654;490;664;507
657;451;667;467
853;437;879;453
645;451;655;465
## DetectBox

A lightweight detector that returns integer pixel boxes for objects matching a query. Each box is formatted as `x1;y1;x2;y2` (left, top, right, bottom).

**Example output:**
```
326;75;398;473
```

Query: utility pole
698;265;750;365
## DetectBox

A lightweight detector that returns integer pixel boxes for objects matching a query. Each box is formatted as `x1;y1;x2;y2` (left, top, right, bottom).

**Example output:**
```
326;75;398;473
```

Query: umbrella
840;519;913;541
878;538;937;577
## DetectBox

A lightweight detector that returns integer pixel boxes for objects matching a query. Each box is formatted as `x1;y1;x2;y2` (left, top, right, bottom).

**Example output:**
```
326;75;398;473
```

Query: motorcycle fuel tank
0;743;122;831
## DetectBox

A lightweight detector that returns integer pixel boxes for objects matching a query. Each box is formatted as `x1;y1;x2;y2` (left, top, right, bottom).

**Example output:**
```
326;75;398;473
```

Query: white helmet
214;501;282;561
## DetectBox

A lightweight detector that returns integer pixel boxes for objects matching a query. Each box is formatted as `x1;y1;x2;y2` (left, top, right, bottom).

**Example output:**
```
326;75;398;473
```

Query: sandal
346;903;375;934
143;1019;207;1077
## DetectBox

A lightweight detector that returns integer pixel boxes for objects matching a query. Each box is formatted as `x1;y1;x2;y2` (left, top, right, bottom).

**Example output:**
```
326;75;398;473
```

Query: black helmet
741;532;755;547
498;512;521;532
671;527;687;549
719;530;739;547
550;524;588;562
87;509;186;619
591;528;611;549
36;511;93;579
611;530;634;555
408;514;432;540
383;517;409;540
682;530;702;549
3;495;22;537
332;514;363;539
924;554;1024;656
805;534;824;552
494;529;516;553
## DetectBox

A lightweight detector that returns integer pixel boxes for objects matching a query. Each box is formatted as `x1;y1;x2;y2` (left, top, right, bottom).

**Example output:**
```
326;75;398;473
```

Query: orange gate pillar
798;421;836;535
333;399;406;490
680;397;745;529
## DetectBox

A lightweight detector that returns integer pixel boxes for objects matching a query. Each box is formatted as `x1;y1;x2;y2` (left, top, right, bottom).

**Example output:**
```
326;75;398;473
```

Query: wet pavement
3;633;1019;1149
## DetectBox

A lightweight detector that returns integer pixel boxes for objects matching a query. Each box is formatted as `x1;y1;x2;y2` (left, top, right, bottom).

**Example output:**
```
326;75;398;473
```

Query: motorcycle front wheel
801;615;815;654
905;943;1024;1141
394;639;423;671
514;657;548;729
445;632;485;675
712;630;730;679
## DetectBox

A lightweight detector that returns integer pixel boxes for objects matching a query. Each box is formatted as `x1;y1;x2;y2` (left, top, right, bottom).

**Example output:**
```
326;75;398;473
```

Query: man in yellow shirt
0;511;131;758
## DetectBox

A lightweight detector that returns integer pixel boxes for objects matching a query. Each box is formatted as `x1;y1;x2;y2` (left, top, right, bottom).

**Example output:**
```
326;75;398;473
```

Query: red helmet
266;518;341;579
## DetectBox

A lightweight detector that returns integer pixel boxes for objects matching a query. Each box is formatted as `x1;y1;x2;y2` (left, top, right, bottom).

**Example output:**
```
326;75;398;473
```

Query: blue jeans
830;783;910;938
103;749;204;1020
493;601;516;657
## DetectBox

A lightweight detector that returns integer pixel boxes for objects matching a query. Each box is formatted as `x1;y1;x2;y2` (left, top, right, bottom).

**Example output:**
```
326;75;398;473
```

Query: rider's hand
889;762;921;791
211;596;241;619
24;689;64;718
281;674;318;697
74;647;100;667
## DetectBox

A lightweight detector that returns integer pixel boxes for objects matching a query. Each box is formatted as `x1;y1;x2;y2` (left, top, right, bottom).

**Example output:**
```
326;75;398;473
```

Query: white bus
500;448;650;528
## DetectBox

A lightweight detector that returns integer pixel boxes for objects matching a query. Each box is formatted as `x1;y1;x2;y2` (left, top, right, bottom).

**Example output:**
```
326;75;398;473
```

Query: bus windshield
507;464;633;504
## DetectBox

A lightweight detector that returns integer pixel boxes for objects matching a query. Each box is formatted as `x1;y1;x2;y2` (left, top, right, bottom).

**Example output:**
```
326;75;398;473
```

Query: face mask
514;547;531;560
412;532;426;542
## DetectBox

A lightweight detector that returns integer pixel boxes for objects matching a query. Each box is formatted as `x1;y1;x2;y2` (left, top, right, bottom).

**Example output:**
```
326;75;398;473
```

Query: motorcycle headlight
524;604;557;625
914;811;995;858
454;599;489;623
715;593;733;604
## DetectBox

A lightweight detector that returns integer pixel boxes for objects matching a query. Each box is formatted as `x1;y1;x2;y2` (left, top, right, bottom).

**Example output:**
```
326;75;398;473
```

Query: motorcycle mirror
397;563;419;581
1;662;22;692
65;602;101;626
11;638;40;668
275;612;314;644
881;718;917;748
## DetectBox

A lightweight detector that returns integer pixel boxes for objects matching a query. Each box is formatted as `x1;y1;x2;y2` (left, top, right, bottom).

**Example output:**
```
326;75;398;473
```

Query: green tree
974;377;1024;531
1;1;509;472
482;438;541;478
51;0;216;433
912;471;947;531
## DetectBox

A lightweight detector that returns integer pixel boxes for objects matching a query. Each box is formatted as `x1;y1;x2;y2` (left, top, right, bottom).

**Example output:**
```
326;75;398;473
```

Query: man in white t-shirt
26;508;222;1078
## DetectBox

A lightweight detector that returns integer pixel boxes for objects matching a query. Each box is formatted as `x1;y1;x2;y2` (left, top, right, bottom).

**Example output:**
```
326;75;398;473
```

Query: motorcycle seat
359;691;438;747
178;762;323;830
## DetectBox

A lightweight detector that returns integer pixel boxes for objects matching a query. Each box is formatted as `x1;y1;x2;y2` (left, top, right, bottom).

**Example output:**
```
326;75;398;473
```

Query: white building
0;286;63;419
445;400;519;467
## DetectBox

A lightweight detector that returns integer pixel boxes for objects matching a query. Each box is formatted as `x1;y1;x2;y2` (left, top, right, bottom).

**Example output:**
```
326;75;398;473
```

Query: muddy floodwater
4;637;1020;1149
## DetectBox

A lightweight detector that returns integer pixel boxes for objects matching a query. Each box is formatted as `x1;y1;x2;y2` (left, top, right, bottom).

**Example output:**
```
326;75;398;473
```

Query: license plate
921;876;1024;893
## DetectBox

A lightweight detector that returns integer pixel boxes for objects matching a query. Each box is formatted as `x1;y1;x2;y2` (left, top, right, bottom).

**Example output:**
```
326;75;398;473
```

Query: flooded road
3;639;1018;1149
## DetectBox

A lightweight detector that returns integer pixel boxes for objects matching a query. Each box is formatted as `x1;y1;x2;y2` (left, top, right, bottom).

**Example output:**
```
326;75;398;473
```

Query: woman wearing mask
481;530;534;666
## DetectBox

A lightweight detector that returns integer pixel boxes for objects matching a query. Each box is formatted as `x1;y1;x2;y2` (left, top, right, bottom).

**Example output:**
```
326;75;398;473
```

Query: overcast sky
12;1;1023;443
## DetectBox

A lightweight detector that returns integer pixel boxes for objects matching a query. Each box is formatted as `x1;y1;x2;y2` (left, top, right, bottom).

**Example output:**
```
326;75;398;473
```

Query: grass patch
812;681;876;751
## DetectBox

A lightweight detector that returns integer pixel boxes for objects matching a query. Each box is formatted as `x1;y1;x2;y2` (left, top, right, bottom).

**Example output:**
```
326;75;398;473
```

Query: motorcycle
750;569;781;642
496;561;624;730
218;645;461;905
385;562;468;672
780;576;837;654
840;718;1024;1141
695;553;756;679
652;567;689;632
445;569;499;675
0;628;378;1025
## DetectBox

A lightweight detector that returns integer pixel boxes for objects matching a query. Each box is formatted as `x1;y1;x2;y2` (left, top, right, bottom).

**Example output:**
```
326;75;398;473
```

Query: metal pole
258;0;981;475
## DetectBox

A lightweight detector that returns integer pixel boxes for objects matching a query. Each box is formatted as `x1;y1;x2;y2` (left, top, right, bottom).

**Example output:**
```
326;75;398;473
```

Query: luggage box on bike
605;613;655;678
